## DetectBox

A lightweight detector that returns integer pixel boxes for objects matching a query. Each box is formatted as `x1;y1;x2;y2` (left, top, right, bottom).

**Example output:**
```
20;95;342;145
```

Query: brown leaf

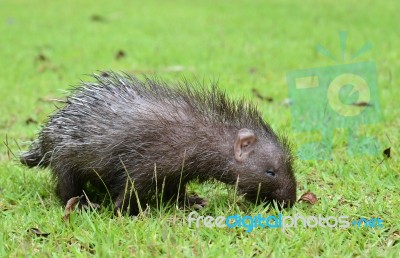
90;14;107;22
115;50;126;60
352;101;373;107
62;196;81;222
28;228;50;237
383;147;391;158
299;192;318;204
25;117;38;125
36;53;48;62
252;88;263;99
251;88;273;102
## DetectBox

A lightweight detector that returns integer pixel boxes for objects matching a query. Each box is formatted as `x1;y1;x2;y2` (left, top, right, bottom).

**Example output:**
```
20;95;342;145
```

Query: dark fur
21;72;296;215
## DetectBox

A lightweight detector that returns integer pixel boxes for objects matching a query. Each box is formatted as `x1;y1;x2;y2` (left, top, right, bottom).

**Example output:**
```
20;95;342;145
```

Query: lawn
0;0;399;257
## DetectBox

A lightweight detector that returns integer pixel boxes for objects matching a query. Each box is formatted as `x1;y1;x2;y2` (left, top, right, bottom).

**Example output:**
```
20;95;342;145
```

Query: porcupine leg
186;195;208;208
113;180;141;216
162;183;208;209
54;167;98;208
55;168;85;204
114;192;141;216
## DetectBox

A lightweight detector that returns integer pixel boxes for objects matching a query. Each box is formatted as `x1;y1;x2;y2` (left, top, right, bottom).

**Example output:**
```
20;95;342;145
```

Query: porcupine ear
234;128;256;162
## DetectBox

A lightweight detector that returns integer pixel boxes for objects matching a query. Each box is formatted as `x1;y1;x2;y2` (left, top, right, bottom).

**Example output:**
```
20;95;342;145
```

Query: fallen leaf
352;101;373;107
383;147;391;158
36;53;48;62
62;196;81;222
251;88;273;102
28;228;50;237
299;192;318;204
115;50;126;60
25;117;38;125
252;88;263;99
90;14;107;22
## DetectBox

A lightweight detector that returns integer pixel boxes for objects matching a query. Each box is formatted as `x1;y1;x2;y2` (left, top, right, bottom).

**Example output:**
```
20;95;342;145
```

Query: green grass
1;0;399;256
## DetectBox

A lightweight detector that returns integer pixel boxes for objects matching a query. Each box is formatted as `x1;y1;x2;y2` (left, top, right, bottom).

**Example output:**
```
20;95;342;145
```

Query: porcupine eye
266;170;276;177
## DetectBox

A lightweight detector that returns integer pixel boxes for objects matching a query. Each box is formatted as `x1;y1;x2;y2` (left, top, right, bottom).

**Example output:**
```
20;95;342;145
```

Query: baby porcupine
21;72;296;215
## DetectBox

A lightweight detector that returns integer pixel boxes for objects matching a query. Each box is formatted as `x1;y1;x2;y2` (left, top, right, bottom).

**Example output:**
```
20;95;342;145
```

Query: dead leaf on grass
251;88;273;102
90;14;107;22
36;53;48;62
62;196;81;222
299;192;318;205
28;227;50;237
115;50;126;60
383;147;391;158
25;117;38;125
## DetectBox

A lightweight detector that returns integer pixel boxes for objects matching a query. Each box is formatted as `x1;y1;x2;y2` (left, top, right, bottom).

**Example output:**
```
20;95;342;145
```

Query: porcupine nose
271;181;297;208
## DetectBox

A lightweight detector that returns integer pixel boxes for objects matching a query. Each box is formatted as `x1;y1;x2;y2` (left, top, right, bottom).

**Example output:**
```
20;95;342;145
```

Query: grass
0;0;399;256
